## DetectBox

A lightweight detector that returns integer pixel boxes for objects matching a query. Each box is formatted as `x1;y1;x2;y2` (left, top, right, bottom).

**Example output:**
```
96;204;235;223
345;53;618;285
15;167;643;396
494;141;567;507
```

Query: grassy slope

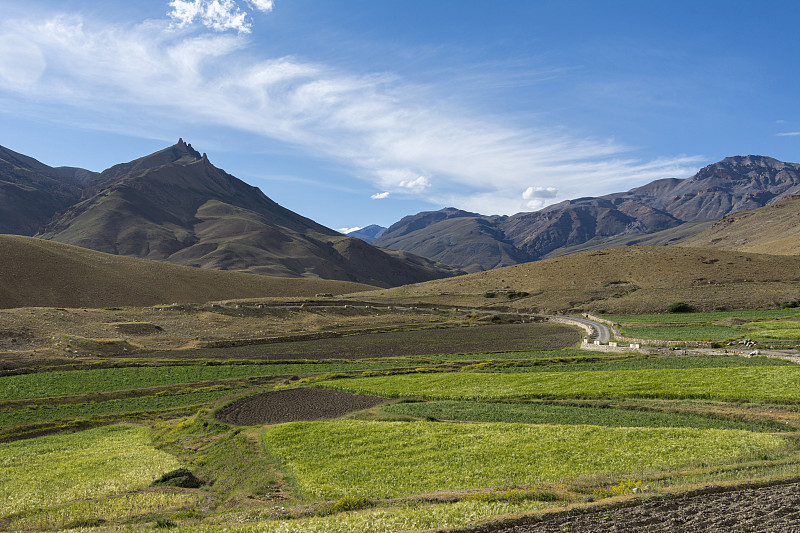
682;195;800;255
354;246;800;314
0;235;373;309
542;220;714;258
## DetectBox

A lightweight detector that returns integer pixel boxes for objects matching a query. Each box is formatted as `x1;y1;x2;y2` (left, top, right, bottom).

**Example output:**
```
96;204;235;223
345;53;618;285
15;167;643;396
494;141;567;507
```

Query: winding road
550;314;612;343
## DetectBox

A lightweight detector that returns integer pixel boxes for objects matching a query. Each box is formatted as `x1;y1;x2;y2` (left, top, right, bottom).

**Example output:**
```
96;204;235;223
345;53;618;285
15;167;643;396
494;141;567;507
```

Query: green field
124;499;555;533
607;309;800;343
264;420;786;499
318;366;800;402
10;491;202;531
491;355;792;373
6;303;800;532
606;309;800;324
748;320;800;340
0;425;178;517
382;400;788;432
619;324;743;341
0;361;411;401
0;387;235;429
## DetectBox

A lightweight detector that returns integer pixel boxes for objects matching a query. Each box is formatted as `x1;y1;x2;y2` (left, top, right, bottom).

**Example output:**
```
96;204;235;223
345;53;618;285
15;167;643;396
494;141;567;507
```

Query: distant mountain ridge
0;140;462;287
373;155;800;271
0;145;98;235
346;224;387;243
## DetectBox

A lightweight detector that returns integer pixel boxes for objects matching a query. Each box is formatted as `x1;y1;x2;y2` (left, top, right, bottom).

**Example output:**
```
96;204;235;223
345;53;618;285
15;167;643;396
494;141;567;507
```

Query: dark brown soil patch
454;479;800;533
145;323;578;361
216;388;391;425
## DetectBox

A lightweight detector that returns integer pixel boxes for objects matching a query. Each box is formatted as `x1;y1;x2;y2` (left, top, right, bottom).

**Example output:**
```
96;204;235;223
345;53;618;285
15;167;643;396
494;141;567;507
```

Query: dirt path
452;480;800;533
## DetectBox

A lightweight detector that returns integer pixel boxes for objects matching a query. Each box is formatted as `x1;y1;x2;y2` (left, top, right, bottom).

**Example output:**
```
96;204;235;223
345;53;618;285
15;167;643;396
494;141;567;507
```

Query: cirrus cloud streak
0;11;703;215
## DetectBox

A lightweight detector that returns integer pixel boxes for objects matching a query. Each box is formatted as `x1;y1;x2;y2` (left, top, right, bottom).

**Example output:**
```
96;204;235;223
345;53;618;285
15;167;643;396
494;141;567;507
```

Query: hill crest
0;235;372;309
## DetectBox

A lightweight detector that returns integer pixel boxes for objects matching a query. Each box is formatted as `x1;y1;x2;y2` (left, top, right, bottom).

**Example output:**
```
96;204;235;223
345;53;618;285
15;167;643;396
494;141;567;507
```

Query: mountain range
366;155;800;271
4;140;800;286
0;140;462;288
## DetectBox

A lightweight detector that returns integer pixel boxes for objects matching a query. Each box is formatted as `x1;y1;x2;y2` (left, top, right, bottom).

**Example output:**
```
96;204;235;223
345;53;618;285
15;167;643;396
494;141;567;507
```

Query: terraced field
4;307;800;533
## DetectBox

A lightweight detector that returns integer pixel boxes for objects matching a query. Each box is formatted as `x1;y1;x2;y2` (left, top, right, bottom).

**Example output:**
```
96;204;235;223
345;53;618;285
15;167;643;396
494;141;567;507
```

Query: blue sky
0;1;798;232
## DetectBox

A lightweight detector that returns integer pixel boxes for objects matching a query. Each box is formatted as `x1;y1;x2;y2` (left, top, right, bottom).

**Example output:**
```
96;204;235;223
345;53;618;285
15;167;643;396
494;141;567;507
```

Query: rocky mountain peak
718;155;784;169
96;139;204;185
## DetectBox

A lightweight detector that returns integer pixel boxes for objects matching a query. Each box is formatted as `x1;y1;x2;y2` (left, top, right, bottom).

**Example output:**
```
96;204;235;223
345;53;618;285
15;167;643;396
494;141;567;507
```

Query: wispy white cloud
399;175;431;192
777;132;800;137
0;10;704;216
371;192;390;200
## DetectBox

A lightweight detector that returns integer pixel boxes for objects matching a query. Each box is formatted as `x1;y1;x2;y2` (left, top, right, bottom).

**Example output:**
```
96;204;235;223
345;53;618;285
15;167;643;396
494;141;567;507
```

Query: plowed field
457;480;800;533
215;388;390;425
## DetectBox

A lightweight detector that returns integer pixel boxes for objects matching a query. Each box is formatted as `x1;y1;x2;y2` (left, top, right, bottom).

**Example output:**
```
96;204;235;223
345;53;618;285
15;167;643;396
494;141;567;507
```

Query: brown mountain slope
681;194;800;255
360;246;800;314
0;235;372;309
374;209;525;272
0;145;97;235
374;155;800;271
37;140;462;287
616;155;800;221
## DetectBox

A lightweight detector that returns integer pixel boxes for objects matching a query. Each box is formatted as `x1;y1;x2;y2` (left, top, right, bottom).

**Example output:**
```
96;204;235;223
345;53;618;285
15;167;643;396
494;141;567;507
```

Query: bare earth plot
463;480;800;533
215;388;390;425
147;323;578;361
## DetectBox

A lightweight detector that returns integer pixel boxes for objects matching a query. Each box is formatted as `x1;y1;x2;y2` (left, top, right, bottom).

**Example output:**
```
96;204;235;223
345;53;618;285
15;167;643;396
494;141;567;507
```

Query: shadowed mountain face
374;156;800;270
1;140;461;288
0;145;98;235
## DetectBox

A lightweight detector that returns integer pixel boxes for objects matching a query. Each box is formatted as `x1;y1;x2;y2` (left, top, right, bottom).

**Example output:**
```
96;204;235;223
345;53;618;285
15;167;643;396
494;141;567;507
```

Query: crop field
263;420;786;499
490;354;792;373
317;366;800;402
0;425;178;516
381;400;789;432
0;387;235;429
618;324;743;341
4;303;800;533
749;320;800;340
0;361;421;402
605;309;800;324
607;309;800;344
